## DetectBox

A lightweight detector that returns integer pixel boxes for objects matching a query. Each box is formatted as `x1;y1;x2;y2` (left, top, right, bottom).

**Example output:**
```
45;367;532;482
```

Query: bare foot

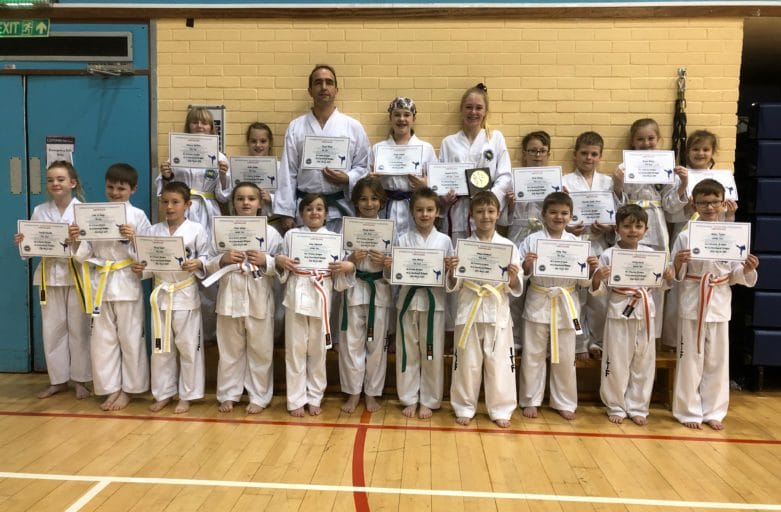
108;391;130;411
631;416;647;426
73;382;91;400
365;395;381;412
494;419;511;428
174;400;190;414
608;415;623;424
290;407;305;417
522;406;538;418
308;404;322;416
38;383;68;399
557;409;576;421
218;400;235;413
246;403;265;414
704;419;724;431
418;405;433;420
589;346;603;361
402;404;417;418
341;394;360;414
149;397;171;412
455;416;471;426
100;390;121;411
682;421;702;429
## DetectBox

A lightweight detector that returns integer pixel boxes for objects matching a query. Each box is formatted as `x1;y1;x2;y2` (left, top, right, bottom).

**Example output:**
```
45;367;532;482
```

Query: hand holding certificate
135;236;186;271
74;203;127;240
342;217;395;253
169;132;221;170
686;170;739;200
17;221;71;258
623;150;676;185
427;163;472;196
289;232;343;270
688;221;751;261
534;239;591;279
390;247;445;287
609;249;668;287
454;240;513;283
512;166;563;202
570;191;616;225
374;145;424;176
302;136;350;171
230;156;278;190
213;216;268;252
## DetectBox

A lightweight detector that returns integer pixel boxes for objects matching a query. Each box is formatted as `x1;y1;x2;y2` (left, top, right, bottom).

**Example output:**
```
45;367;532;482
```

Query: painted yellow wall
156;17;742;171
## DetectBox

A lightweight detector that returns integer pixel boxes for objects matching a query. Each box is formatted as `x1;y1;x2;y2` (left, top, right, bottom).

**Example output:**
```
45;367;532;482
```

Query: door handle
29;157;41;195
9;157;22;195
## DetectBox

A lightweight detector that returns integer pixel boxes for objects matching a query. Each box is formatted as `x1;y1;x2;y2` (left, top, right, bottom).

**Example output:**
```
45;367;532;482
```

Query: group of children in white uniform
16;79;759;431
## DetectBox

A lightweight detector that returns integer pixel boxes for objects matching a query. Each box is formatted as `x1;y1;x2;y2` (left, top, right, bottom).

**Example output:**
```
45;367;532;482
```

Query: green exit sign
0;19;49;38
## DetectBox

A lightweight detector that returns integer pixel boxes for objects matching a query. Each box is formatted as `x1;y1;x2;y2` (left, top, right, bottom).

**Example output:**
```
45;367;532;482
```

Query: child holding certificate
590;205;672;425
519;192;596;420
670;179;758;430
206;182;283;414
369;97;437;236
246;122;277;218
14;161;91;400
275;193;354;417
71;163;152;411
134;181;212;414
340;177;393;413
395;187;457;419
449;191;522;428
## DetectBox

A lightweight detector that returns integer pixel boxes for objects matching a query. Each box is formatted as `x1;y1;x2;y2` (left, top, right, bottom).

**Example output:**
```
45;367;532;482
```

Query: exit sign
0;19;49;38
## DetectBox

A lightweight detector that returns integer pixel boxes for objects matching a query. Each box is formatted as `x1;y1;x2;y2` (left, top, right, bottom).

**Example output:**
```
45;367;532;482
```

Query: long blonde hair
460;83;491;139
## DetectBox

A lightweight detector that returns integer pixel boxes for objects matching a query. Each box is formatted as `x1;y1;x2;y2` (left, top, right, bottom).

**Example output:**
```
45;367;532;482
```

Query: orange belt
612;287;652;345
294;269;333;348
686;273;730;353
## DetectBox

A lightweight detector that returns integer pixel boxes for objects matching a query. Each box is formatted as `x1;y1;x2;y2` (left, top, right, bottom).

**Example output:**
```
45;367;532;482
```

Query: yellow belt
628;199;662;208
456;281;506;350
151;276;197;353
190;189;216;200
39;257;88;313
82;258;134;316
529;283;580;364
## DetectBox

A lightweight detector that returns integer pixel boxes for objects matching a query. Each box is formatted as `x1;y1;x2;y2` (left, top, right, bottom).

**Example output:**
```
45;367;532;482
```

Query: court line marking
1;471;780;510
64;479;110;512
1;409;780;445
351;409;371;512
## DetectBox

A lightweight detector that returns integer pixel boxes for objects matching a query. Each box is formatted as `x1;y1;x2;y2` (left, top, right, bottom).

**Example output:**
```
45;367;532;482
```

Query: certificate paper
427;162;472;196
230;156;278;190
570;191;617;225
688;221;751;262
135;236;186;272
342;217;395;253
390;247;445;287
609;249;668;288
74;202;127;240
213;216;268;252
454;240;513;283
512;166;563;202
169;132;221;170
289;232;343;270
623;150;676;185
302;136;350;171
17;221;70;258
374;145;424;176
534;239;591;279
686;170;739;200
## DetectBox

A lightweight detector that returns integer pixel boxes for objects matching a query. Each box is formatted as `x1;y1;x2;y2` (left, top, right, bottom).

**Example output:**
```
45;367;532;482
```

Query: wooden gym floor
0;373;780;512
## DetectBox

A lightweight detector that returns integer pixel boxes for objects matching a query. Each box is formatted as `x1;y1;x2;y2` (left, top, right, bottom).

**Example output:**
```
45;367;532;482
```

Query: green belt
296;189;351;217
398;286;436;372
341;270;384;342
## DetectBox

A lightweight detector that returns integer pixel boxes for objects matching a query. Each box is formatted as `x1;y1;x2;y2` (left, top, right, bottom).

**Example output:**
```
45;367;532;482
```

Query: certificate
289;231;343;270
342;217;395;253
570;191;616;225
688;221;751;262
454;239;513;283
135;236;186;272
609;249;668;288
427;162;472;196
374;145;424;176
534;239;591;279
622;150;676;185
302;136;350;171
390;247;445;287
169;132;221;170
230;156;278;190
17;221;70;258
686;169;739;200
74;202;127;240
512;166;563;202
212;216;268;252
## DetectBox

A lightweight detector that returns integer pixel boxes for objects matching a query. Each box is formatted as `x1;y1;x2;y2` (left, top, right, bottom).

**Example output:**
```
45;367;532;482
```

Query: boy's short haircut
575;131;604;152
298;192;327;215
522;130;551;150
105;163;139;188
542;191;573;213
351;176;387;209
162;181;191;202
615;204;648;226
409;187;441;213
691;178;725;200
469;191;500;213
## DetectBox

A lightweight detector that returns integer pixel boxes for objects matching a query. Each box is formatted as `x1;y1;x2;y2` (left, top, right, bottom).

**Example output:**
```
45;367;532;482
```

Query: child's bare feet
402;404;417;418
38;383;68;399
365;395;381;412
589;346;603;361
290;407;305;417
74;382;91;400
682;421;702;429
108;391;130;411
704;419;724;430
494;419;511;428
341;393;360;413
149;397;171;412
100;390;121;411
631;415;647;426
246;403;264;414
455;416;471;426
557;409;576;421
608;415;623;424
218;400;235;413
522;406;538;418
418;405;433;419
174;400;190;414
308;404;321;416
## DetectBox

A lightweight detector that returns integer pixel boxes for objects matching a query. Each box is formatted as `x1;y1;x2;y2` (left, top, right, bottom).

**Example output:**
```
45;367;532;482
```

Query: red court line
351;409;371;512
1;409;779;446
